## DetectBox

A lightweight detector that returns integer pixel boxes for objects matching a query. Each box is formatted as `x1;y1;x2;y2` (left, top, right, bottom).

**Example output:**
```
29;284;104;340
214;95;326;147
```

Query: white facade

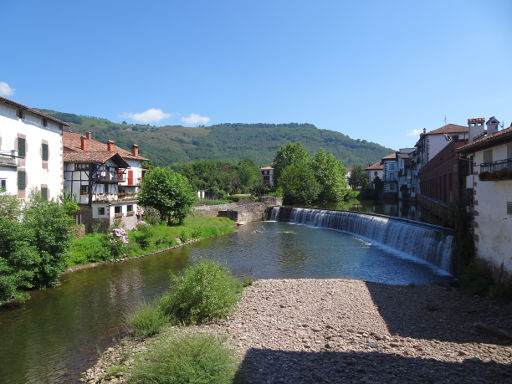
0;99;65;200
382;157;398;194
461;132;512;282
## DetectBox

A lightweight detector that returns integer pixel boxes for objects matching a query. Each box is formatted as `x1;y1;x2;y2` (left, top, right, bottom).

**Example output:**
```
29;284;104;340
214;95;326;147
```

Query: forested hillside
39;110;394;167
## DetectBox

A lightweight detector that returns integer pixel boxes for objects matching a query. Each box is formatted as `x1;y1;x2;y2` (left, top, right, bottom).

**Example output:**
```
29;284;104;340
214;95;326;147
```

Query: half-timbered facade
63;131;147;232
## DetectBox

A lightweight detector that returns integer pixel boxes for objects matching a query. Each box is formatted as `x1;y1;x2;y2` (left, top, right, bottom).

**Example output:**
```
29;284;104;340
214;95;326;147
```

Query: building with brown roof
63;131;148;232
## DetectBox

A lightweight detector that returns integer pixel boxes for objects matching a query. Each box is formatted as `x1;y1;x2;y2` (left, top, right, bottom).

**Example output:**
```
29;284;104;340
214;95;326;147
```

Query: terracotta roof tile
382;153;397;160
425;124;468;135
457;126;512;153
365;161;384;170
63;132;148;161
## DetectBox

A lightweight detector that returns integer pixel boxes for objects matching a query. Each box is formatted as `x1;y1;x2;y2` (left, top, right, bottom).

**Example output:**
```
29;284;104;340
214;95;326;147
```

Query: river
0;220;451;383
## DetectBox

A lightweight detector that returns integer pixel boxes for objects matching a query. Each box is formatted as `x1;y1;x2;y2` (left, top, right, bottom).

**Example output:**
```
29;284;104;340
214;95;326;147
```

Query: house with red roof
260;166;274;186
364;160;384;186
63;131;148;232
457;117;512;282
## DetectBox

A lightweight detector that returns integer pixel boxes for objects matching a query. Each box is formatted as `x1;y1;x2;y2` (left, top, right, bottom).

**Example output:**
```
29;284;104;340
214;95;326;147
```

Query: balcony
479;158;512;181
94;171;122;183
91;192;138;203
0;151;17;168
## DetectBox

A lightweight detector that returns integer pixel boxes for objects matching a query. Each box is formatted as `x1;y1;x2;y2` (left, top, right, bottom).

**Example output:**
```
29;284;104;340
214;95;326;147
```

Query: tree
349;165;368;190
138;167;196;224
278;161;321;204
312;149;348;202
236;159;263;194
273;142;311;185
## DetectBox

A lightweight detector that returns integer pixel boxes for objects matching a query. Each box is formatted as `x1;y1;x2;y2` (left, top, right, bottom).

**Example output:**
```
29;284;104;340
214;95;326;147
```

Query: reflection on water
0;221;449;384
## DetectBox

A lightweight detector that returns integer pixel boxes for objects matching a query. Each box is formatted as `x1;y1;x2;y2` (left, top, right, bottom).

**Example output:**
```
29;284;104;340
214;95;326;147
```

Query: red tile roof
425;124;468;135
63;151;130;167
382;153;397;160
0;96;69;127
468;118;485;124
365;161;384;170
63;132;148;161
260;166;274;170
457;126;512;153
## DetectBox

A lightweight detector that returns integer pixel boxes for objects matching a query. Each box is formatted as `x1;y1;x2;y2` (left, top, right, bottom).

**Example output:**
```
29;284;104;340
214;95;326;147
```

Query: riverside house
457;117;512;283
0;96;67;200
63;131;148;232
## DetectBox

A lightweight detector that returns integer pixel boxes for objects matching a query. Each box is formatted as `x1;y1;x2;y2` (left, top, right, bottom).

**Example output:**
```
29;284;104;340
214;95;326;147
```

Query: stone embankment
194;197;282;224
82;279;512;384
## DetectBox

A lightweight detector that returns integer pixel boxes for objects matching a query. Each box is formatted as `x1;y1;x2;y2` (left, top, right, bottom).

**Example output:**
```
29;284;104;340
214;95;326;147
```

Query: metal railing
0;151;17;168
480;158;512;173
90;192;138;203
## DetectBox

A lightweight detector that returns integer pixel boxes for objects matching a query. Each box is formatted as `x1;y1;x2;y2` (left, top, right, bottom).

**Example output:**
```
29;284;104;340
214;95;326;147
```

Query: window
508;202;512;215
16;109;23;119
18;138;26;157
98;207;105;215
483;150;493;164
42;143;49;161
115;206;122;213
0;179;6;191
17;171;26;190
41;187;48;201
508;144;512;159
75;163;89;171
127;204;134;215
80;185;89;195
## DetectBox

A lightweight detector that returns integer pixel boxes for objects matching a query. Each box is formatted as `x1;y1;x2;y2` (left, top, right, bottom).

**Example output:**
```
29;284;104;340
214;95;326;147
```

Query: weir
269;207;454;274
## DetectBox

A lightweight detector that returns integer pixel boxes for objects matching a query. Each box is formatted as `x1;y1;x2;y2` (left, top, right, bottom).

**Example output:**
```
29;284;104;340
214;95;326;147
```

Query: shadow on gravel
365;282;512;345
234;348;512;384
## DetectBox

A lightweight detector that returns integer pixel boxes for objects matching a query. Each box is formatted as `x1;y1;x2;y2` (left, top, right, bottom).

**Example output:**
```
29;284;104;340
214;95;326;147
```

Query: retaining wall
194;197;282;224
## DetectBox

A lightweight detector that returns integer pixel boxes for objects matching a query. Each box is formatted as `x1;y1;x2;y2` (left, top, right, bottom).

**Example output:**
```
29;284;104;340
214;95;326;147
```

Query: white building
381;153;398;200
260;166;274;187
458;118;512;282
0;96;67;200
63;131;148;232
365;160;384;186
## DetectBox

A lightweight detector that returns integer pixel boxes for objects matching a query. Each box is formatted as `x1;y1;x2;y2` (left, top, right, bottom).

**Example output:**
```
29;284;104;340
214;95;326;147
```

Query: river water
0;221;451;383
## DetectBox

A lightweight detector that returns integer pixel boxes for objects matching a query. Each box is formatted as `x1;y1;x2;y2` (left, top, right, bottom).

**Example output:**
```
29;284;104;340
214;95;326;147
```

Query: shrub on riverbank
159;259;243;324
126;300;168;339
128;333;237;384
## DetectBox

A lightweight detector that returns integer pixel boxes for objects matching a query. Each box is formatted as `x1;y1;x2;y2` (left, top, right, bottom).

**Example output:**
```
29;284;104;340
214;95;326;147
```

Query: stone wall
194;197;282;224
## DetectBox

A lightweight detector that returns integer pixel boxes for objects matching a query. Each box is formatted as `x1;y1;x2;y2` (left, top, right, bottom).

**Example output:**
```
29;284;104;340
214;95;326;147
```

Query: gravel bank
82;279;512;384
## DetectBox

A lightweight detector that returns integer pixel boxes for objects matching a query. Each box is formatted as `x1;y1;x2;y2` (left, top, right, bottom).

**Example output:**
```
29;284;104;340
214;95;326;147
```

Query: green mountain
39;109;394;167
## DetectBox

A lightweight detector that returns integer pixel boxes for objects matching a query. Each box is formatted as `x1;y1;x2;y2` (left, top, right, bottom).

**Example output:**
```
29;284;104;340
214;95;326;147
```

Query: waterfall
269;207;454;274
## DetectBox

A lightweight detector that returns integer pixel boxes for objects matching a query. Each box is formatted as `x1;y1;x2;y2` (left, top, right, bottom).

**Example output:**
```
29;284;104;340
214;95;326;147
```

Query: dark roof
468;118;485;124
63;151;129;167
426;124;468;135
0;96;69;127
457;126;512;153
63;132;148;161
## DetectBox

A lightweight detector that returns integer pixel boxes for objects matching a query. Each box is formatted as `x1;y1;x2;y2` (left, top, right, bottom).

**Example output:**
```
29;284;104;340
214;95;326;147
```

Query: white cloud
181;113;210;125
125;108;171;123
0;82;15;97
407;129;424;137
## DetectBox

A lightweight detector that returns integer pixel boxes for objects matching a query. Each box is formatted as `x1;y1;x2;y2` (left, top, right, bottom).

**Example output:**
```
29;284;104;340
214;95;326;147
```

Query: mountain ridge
38;109;394;167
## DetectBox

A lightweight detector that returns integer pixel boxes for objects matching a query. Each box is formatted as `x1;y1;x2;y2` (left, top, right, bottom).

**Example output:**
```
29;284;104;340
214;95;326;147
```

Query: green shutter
18;138;26;157
41;187;48;201
42;144;49;161
17;171;26;190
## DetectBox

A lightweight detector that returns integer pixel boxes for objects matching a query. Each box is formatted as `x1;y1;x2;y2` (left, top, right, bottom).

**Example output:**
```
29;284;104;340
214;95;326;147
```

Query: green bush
159;259;242;324
128;333;237;384
68;233;110;265
126;300;168;339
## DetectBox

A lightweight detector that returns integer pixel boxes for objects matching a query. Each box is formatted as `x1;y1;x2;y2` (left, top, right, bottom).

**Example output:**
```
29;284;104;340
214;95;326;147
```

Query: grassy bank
67;216;235;266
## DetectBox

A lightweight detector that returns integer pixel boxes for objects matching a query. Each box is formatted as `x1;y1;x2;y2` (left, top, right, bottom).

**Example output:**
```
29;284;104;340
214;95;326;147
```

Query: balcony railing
0;151;17;168
90;192;138;203
479;158;512;181
94;171;122;183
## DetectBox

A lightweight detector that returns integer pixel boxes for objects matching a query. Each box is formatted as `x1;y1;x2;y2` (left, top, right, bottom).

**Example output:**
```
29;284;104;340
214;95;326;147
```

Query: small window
18;171;26;190
80;185;89;195
507;144;512;160
16;109;23;119
42;143;49;161
18;138;26;157
115;206;122;214
127;204;133;212
507;202;512;215
98;207;105;215
76;163;89;171
41;187;48;201
0;179;6;191
483;150;493;164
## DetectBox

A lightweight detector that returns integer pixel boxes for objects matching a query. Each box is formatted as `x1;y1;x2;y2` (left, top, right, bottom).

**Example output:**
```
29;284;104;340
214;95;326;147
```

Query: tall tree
279;161;321;205
273;142;311;185
348;165;368;189
236;159;263;194
139;167;196;224
312;149;348;202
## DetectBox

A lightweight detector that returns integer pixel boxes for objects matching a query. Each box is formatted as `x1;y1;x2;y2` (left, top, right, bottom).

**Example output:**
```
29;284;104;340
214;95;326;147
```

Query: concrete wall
0;102;63;200
194;197;282;224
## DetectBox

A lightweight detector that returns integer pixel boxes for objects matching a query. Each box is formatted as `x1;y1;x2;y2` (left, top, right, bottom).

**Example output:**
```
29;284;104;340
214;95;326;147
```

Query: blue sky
1;0;511;150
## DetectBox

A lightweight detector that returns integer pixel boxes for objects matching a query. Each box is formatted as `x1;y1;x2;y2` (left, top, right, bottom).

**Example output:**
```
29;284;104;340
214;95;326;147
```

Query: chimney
468;118;485;142
86;131;92;140
486;117;499;136
80;135;87;151
132;144;139;157
107;140;114;151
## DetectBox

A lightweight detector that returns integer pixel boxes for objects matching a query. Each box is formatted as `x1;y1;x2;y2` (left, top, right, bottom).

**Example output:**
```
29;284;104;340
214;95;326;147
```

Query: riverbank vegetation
123;260;244;383
0;193;78;306
67;216;235;266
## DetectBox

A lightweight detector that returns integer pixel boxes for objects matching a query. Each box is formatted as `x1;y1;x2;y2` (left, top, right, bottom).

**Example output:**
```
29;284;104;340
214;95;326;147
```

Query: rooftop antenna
444;115;447;125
